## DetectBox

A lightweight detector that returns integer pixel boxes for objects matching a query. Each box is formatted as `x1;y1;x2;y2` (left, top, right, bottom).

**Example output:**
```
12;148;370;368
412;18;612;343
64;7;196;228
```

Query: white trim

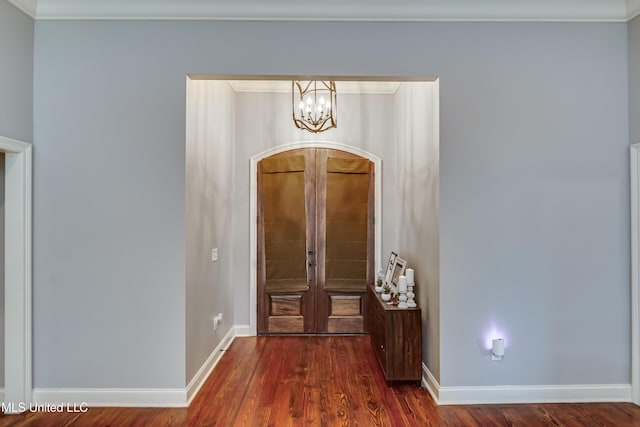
233;324;253;337
422;363;440;404
628;0;640;20
228;81;400;95
32;388;188;408
249;158;258;336
27;0;633;22
423;363;630;405
249;141;382;335
31;16;634;23
1;136;32;412
10;0;640;22
631;143;640;405
185;326;235;404
6;0;37;18
436;384;631;405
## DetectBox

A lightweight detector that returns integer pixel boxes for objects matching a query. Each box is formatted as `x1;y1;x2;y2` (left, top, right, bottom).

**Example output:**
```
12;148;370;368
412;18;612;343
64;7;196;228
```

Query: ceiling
8;0;640;22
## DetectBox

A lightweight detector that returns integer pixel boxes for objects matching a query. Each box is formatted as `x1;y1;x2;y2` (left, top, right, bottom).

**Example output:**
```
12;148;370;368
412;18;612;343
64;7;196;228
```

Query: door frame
249;141;381;335
0;135;32;410
631;143;640;405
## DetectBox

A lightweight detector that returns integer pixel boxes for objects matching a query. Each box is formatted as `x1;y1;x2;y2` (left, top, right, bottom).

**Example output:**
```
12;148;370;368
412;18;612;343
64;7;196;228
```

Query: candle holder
407;282;416;308
398;275;408;309
398;289;408;309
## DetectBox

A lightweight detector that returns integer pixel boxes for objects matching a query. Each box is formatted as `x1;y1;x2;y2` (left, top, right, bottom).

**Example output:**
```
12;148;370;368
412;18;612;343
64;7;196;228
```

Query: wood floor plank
4;336;640;426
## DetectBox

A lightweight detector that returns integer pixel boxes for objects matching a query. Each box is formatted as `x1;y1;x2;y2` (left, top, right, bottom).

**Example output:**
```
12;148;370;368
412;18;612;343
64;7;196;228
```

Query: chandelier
292;81;337;133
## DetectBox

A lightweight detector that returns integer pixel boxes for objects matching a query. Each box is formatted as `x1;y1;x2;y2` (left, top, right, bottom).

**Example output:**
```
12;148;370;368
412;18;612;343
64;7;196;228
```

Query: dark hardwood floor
3;336;640;426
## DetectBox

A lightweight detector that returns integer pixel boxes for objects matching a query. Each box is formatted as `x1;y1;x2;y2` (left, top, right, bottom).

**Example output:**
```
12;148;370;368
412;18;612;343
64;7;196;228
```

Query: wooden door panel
258;149;316;334
330;295;361;316
328;317;364;333
271;295;303;315
316;149;374;334
268;316;304;333
268;294;305;333
328;294;364;333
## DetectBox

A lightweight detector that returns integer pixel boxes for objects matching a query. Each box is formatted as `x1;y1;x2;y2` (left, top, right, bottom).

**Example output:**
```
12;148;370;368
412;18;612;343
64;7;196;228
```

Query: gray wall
34;22;187;388
0;0;33;142
185;80;235;382
632;16;640;143
34;20;629;389
0;0;33;390
438;24;629;386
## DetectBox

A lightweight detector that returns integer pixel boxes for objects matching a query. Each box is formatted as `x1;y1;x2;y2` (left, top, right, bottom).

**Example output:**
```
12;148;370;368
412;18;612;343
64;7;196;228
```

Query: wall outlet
211;248;218;262
213;313;223;330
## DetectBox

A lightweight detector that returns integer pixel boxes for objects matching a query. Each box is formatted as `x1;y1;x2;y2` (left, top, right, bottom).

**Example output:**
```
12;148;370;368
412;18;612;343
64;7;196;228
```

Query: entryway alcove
185;77;439;344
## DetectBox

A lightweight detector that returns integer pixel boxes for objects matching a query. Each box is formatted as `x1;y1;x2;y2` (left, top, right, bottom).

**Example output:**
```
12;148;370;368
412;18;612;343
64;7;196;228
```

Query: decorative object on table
406;268;417;308
292;81;337;133
384;251;398;286
406;284;417;308
405;267;414;284
397;275;408;309
381;284;392;301
390;256;407;294
375;269;385;293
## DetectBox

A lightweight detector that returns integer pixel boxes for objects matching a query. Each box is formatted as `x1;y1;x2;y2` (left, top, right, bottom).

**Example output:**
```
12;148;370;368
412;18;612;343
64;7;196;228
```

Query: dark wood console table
366;286;422;385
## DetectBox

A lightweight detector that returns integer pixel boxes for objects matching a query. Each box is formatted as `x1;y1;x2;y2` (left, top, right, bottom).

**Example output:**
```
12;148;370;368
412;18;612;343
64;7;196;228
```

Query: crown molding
629;0;640;20
7;0;640;22
7;0;37;18
228;80;400;95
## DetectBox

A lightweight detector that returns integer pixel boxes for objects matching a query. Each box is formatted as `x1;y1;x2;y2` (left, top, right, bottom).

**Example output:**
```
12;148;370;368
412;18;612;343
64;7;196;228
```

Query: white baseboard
438;384;632;405
233;324;253;337
422;364;631;405
186;326;236;404
32;388;187;407
422;363;440;403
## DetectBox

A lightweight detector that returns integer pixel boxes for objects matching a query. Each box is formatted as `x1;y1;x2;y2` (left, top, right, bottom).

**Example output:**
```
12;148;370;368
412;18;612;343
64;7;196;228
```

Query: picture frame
390;256;407;289
384;251;398;286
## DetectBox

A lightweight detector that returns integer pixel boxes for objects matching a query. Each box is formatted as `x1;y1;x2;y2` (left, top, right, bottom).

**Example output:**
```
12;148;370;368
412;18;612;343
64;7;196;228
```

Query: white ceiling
8;0;640;22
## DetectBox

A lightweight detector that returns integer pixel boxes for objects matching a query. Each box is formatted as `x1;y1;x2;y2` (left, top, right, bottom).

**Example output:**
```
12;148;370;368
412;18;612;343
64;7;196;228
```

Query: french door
257;148;374;334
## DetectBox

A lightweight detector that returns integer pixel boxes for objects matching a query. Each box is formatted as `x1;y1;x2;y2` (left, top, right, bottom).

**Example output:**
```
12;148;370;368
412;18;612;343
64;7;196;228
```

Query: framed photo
390;257;407;288
384;252;398;286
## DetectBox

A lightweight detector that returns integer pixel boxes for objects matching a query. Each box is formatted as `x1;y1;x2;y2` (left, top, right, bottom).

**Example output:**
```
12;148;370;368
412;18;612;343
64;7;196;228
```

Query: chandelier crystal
292;81;337;133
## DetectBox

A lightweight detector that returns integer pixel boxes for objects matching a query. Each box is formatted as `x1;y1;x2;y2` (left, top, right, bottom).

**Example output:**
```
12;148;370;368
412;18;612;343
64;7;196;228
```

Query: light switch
211;248;218;262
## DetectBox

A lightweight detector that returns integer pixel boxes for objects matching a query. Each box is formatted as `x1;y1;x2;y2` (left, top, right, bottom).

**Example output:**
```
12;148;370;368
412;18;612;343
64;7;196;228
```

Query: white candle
398;275;407;293
406;268;414;284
